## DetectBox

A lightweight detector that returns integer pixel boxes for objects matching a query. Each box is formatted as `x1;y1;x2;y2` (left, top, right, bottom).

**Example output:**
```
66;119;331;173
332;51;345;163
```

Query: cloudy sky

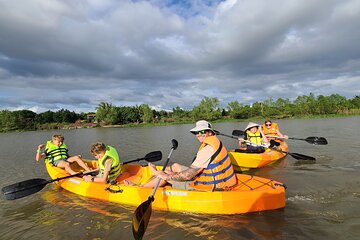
1;0;359;113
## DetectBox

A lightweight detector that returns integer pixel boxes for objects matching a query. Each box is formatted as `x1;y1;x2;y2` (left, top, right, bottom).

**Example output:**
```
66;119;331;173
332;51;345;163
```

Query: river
0;116;359;239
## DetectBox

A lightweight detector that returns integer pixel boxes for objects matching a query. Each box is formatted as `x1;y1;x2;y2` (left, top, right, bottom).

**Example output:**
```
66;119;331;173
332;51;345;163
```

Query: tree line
1;93;359;132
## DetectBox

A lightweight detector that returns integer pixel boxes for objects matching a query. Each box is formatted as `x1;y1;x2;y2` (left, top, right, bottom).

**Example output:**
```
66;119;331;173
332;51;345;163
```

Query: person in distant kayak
262;120;288;148
236;122;268;153
83;142;121;183
141;120;237;191
36;134;90;175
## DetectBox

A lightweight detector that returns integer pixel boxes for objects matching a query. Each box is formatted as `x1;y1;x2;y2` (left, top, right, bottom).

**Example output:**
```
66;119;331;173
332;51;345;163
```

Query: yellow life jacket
45;140;69;164
262;122;279;136
98;145;121;182
246;129;263;145
190;136;237;191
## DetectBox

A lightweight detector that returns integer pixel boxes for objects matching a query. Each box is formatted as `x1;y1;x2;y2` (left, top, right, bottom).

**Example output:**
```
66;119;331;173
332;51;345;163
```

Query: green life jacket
45;140;69;164
98;145;121;182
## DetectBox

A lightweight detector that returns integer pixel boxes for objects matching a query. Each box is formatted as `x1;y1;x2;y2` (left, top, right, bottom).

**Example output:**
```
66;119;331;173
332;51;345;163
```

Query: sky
0;0;360;113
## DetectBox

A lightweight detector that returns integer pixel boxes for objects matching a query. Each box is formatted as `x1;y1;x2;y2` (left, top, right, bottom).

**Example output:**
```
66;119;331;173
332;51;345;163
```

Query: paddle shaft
150;148;175;198
32;155;160;185
2;151;163;200
266;135;328;145
132;140;178;240
242;139;315;161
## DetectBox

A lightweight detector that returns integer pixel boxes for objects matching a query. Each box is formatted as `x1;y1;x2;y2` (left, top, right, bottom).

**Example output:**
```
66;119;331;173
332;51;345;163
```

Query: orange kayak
229;141;288;172
46;161;286;214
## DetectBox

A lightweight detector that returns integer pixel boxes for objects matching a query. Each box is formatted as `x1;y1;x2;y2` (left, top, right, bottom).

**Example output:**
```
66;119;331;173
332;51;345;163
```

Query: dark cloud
0;0;359;113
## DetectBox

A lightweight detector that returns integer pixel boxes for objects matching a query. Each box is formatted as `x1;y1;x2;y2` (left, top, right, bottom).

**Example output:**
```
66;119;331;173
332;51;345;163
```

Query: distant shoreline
1;113;359;133
59;113;360;130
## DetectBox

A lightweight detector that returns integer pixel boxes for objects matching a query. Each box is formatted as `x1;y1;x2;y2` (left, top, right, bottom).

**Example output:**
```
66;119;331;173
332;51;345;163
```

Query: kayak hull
229;141;288;172
46;162;285;215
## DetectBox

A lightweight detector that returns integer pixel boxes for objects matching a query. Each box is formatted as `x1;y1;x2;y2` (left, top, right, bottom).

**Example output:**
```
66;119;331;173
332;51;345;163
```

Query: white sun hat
190;120;214;133
244;122;260;131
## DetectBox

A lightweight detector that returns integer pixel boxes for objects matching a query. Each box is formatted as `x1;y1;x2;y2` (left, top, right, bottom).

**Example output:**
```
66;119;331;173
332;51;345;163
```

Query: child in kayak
236;122;269;153
36;134;90;175
83;142;121;183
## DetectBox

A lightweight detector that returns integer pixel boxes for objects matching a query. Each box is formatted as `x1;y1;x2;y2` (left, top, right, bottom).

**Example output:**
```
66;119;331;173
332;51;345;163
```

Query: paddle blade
306;137;328;145
144;151;162;162
289;152;316;161
171;139;178;150
232;130;244;137
1;178;49;200
132;198;153;240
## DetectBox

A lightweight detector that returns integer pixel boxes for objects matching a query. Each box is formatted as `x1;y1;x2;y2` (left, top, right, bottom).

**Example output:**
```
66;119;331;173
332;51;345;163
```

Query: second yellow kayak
229;141;288;172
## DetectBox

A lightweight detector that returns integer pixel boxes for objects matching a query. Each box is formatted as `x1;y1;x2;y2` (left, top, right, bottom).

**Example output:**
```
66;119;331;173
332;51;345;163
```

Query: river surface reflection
1;117;359;239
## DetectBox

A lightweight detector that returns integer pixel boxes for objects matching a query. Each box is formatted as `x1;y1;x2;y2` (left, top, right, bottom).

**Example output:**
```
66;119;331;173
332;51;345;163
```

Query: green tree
35;110;54;124
139;104;153;123
96;102;118;125
191;97;222;121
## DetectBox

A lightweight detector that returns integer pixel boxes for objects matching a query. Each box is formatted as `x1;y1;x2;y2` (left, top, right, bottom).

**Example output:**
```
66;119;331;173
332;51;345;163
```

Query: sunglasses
192;130;207;135
265;123;272;126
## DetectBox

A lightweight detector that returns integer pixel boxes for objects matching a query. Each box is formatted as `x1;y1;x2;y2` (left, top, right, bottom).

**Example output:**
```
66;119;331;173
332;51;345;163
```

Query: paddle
213;129;241;139
230;130;316;161
231;129;327;145
1;151;163;200
266;135;328;145
132;139;178;240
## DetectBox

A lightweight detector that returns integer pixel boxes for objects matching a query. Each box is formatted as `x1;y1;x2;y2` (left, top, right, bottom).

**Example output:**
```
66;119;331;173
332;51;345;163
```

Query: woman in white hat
237;122;269;153
145;120;237;191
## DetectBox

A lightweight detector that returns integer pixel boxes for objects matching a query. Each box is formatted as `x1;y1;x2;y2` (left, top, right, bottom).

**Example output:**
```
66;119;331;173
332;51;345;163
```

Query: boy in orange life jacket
36;134;90;175
145;120;237;191
262;120;288;148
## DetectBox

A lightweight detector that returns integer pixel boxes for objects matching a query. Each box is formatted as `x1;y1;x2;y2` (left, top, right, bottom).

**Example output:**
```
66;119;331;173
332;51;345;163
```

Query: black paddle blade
306;137;328;145
1;178;49;200
232;130;245;137
132;198;153;240
289;152;316;161
171;139;178;150
144;151;162;162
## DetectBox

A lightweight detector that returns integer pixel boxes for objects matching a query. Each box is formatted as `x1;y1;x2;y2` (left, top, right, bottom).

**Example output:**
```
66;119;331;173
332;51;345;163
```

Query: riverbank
1;113;359;133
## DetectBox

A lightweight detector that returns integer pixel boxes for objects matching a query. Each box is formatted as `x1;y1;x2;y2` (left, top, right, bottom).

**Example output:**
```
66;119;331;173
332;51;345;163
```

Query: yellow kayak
46;161;286;215
229;141;288;172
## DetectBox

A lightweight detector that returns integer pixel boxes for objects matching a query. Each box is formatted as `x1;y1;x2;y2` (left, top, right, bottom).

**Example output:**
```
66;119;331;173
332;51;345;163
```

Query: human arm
277;129;289;139
35;144;45;161
83;158;112;183
259;126;269;143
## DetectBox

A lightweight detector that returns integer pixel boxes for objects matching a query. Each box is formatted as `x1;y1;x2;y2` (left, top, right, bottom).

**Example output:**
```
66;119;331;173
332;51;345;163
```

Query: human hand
38;144;45;150
148;163;158;175
83;175;92;182
156;171;168;181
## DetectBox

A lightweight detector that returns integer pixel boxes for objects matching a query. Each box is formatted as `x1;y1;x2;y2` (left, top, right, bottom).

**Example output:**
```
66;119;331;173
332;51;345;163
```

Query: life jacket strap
200;160;232;177
193;171;236;186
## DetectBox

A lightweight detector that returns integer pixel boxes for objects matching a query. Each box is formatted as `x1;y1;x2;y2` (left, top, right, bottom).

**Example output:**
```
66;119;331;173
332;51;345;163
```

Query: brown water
1;117;359;239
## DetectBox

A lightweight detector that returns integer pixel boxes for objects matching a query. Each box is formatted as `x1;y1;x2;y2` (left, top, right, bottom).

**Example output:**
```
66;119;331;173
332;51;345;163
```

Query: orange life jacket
190;136;237;191
262;122;279;136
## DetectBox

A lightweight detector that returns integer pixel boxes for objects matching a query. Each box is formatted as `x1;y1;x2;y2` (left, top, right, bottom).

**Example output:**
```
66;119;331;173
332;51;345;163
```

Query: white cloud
0;0;359;113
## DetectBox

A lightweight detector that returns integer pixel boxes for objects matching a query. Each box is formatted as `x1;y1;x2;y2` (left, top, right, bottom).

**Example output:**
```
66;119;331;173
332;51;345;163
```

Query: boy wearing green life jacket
83;142;121;183
36;134;90;175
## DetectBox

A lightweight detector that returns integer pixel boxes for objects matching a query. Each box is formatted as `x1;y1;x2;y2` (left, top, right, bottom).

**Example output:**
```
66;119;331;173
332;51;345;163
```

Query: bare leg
141;177;167;188
57;161;77;175
67;156;90;171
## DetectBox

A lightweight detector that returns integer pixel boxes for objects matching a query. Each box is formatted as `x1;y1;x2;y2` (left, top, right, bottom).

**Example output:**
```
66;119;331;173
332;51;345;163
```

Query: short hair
90;142;107;155
52;134;64;141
